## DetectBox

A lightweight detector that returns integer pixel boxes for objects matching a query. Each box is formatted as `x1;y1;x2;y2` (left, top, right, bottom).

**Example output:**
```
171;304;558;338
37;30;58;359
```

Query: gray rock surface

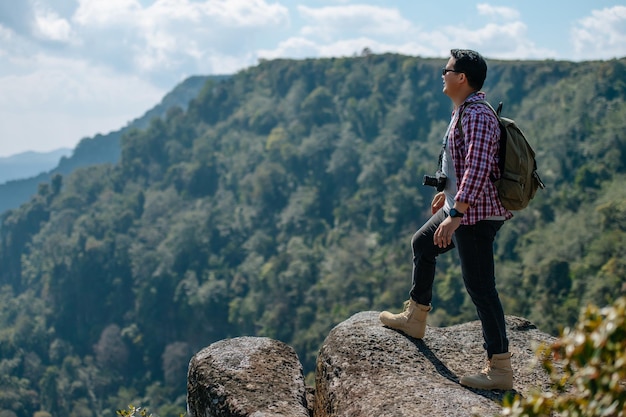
187;313;558;417
314;312;557;417
187;336;309;417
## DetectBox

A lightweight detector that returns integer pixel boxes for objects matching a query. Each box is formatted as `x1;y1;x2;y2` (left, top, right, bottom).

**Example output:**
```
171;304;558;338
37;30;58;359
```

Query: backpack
458;100;545;211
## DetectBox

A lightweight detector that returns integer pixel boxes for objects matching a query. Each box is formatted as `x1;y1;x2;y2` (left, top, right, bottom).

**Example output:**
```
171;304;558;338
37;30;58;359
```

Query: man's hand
434;216;461;248
431;192;446;214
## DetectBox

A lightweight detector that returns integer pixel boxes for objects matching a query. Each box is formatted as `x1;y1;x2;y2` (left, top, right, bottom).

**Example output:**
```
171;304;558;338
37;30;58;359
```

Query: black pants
409;209;508;356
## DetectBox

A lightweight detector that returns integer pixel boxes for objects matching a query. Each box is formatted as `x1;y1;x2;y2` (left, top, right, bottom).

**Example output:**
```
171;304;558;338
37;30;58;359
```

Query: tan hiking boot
460;352;513;390
379;299;432;339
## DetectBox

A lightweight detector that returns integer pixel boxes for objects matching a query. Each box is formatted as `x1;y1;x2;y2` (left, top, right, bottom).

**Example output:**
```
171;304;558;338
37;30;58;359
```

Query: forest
0;52;625;417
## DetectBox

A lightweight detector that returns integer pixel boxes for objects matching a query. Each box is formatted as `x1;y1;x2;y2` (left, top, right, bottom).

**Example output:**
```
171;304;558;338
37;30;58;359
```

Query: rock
187;336;309;417
314;312;557;417
186;313;558;417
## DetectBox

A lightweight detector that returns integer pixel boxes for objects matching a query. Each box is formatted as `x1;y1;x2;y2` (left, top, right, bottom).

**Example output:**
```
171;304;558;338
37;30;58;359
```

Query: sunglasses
442;68;462;76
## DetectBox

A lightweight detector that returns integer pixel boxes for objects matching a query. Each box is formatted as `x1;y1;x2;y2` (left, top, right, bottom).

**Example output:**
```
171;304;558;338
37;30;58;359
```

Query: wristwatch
449;208;464;218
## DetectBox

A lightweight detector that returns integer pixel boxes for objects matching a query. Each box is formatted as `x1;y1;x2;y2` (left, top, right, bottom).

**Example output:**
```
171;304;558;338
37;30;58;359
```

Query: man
379;49;514;390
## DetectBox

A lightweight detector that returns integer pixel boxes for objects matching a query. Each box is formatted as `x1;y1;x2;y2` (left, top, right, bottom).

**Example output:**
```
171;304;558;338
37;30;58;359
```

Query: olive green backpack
458;100;545;211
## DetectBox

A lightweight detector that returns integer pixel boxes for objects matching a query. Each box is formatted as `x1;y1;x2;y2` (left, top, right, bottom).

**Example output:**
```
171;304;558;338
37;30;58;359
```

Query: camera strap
438;92;478;171
438;116;456;171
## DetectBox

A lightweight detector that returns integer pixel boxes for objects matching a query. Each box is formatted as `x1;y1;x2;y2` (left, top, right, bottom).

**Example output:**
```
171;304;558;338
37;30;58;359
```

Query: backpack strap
456;100;501;135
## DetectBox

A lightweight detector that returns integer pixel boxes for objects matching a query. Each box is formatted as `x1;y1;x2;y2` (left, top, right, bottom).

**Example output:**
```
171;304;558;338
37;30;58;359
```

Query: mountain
0;74;228;215
0;54;625;417
0;148;72;184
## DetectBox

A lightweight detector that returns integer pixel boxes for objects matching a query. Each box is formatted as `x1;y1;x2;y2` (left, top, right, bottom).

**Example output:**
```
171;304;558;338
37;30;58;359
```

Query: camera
423;171;447;191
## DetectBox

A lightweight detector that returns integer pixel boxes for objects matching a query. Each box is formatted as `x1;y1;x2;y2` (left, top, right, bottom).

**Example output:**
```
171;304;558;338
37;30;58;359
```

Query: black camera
423;171;447;191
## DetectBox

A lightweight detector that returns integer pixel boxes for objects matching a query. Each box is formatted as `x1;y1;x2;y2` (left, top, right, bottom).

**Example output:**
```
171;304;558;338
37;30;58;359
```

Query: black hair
450;49;487;90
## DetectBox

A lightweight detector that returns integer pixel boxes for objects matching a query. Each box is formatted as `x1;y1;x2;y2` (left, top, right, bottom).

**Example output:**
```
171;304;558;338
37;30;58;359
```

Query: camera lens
423;175;437;187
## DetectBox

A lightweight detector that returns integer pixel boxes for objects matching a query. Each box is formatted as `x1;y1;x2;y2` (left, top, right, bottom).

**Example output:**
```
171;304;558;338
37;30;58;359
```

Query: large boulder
187;336;309;417
187;313;558;417
314;312;557;417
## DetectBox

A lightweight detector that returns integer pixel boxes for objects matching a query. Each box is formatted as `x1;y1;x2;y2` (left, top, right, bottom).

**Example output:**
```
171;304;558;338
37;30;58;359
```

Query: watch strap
449;208;464;218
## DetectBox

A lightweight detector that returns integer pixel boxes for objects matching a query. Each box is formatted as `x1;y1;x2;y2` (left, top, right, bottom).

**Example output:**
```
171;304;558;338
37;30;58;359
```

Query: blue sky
1;0;625;157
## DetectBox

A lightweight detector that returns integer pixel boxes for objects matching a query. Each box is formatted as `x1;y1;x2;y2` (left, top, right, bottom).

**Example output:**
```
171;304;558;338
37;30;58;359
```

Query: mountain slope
0;55;624;417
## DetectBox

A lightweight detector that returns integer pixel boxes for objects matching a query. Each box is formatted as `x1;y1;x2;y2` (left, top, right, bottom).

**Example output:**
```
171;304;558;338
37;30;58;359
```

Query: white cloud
258;36;319;59
476;3;520;21
74;0;288;28
73;0;142;27
266;3;553;62
572;6;626;60
69;0;290;79
298;5;412;42
258;4;437;59
197;0;289;27
202;51;259;75
434;20;556;60
34;5;73;42
408;4;555;60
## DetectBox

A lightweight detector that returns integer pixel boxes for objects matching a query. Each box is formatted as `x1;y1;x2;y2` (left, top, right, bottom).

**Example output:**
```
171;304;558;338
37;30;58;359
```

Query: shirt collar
464;91;485;104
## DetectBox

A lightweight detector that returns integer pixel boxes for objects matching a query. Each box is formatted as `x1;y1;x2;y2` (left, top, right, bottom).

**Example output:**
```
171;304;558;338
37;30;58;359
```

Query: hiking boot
460;352;513;390
379;299;432;339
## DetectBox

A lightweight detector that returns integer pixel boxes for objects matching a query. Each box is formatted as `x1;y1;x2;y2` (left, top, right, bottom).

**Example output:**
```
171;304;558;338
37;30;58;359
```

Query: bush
502;297;626;416
116;405;153;417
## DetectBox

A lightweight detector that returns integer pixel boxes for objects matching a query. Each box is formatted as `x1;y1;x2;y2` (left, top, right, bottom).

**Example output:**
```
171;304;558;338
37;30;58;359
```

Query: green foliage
501;297;626;417
0;54;625;416
116;404;184;417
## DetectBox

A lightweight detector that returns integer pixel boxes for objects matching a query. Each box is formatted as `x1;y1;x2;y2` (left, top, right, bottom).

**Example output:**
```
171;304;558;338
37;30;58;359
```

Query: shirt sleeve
454;108;499;206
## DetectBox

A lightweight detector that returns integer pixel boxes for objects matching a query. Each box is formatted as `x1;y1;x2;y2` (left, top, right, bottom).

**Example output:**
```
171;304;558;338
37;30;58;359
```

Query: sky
1;1;625;157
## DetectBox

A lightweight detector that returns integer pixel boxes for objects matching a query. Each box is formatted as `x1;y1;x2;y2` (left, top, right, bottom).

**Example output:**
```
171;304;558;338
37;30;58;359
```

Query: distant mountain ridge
0;148;72;184
0;74;228;215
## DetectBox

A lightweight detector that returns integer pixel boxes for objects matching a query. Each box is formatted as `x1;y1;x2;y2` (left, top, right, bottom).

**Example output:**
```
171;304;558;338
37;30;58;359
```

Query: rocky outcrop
187;312;558;417
314;312;556;417
187;337;309;417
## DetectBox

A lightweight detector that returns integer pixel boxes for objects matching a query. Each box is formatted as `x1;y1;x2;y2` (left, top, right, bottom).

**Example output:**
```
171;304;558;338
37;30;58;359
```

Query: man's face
442;56;461;97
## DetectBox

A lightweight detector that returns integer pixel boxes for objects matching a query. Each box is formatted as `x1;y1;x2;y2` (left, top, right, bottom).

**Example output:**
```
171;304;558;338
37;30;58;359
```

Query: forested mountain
0;75;226;215
1;53;625;417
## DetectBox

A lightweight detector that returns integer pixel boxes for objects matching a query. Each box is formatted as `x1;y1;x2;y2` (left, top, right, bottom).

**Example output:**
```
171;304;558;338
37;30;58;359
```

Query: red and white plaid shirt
449;92;513;225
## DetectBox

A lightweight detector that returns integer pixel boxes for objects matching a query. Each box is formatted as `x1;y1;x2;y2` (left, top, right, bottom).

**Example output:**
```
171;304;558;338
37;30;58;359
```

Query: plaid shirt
449;92;513;225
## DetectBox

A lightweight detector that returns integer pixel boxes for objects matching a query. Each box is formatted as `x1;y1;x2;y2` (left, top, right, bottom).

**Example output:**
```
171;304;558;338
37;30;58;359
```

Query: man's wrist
449;208;465;218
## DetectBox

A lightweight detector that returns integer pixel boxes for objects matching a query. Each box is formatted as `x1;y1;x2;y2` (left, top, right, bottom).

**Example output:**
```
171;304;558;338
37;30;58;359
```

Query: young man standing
379;49;514;390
